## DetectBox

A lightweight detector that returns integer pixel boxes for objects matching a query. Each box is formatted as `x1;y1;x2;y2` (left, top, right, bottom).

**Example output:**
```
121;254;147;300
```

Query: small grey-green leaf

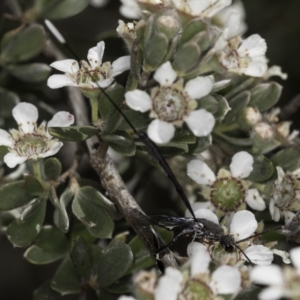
48;126;98;142
6;198;46;247
24;245;64;265
0;24;45;64
6;63;51;82
70;236;92;280
33;279;61;300
54;189;74;233
189;135;211;154
96;239;133;288
246;155;274;182
23;175;45;196
44;157;62;180
249;82;282;111
105;132;136;157
0;180;33;210
33;0;89;19
51;257;81;295
223;91;251;124
271;148;300;172
0;89;20;118
72;187;115;238
180;18;206;45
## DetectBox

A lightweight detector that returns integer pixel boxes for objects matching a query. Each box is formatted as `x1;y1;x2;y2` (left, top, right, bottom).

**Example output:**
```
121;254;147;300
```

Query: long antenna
44;20;198;221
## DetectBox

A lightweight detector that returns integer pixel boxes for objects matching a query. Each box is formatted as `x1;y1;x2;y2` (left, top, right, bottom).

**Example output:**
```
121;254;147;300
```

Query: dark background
1;0;300;299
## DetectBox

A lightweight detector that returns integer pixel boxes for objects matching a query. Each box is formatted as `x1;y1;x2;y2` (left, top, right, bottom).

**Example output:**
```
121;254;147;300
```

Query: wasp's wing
150;215;194;230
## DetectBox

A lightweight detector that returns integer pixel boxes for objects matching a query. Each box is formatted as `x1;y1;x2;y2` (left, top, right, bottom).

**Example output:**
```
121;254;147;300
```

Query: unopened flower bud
251;122;274;148
157;14;180;40
238;107;262;128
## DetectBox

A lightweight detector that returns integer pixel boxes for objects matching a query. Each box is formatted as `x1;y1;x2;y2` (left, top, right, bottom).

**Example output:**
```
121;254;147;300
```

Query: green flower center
210;177;244;211
15;134;49;157
182;278;213;300
152;86;189;122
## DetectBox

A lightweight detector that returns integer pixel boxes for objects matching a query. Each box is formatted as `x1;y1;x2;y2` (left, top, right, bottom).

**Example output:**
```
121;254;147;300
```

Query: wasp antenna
236;226;283;244
44;19;80;61
235;244;252;264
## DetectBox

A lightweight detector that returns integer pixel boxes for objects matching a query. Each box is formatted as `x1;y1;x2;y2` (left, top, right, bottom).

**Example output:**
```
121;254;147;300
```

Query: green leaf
48;126;98;142
6;63;51;82
118;110;148;132
23;175;45;196
51;257;81;295
104;132;136;156
212;94;231;120
0;180;33;210
249;82;282;111
271;148;300;172
54;189;74;233
44;157;62;180
98;84;125;122
144;32;168;69
172;127;196;144
246;155;274;182
6;198;47;247
0;24;45;64
72;187;115;238
173;42;200;72
189;136;211;154
223;91;251;124
180;18;206;45
105;275;133;294
70;236;92;280
96;239;133;288
33;279;61;300
33;0;89;19
0;89;19;118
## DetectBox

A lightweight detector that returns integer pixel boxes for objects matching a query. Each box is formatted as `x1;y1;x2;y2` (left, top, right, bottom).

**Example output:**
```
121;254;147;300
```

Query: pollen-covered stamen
14;134;52;158
210;177;245;211
151;86;190;123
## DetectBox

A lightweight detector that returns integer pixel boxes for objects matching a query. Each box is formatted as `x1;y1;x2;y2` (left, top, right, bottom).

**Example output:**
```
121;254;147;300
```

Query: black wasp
44;20;278;264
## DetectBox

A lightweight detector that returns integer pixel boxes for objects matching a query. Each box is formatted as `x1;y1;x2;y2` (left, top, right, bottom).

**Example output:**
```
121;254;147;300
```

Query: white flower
215;32;268;77
0;102;74;168
47;41;130;91
119;0;141;19
250;247;300;300
154;267;183;300
125;61;215;144
269;166;300;223
188;242;242;296
187;151;266;212
214;1;247;36
173;0;232;18
188;209;273;265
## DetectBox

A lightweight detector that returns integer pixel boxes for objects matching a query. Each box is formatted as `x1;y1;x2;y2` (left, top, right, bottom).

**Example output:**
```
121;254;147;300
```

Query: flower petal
230;210;257;241
88;41;105;68
238;34;267;57
290;247;300;272
185;202;215;217
125;90;152;112
48;112;74;127
194;208;219;224
50;59;79;73
47;74;77;89
243;56;268;77
229;151;254;178
244;245;274;265
250;265;283;285
187;159;216;185
269;200;281;222
147;119;175;144
12;102;38;133
259;287;286;300
185;109;215;137
4;153;27;168
39;142;63;158
210;265;241;295
111;56;131;77
154;62;177;87
97;78;115;88
0;129;13;147
184;76;213;99
154;267;183;300
188;242;211;276
245;188;266;211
